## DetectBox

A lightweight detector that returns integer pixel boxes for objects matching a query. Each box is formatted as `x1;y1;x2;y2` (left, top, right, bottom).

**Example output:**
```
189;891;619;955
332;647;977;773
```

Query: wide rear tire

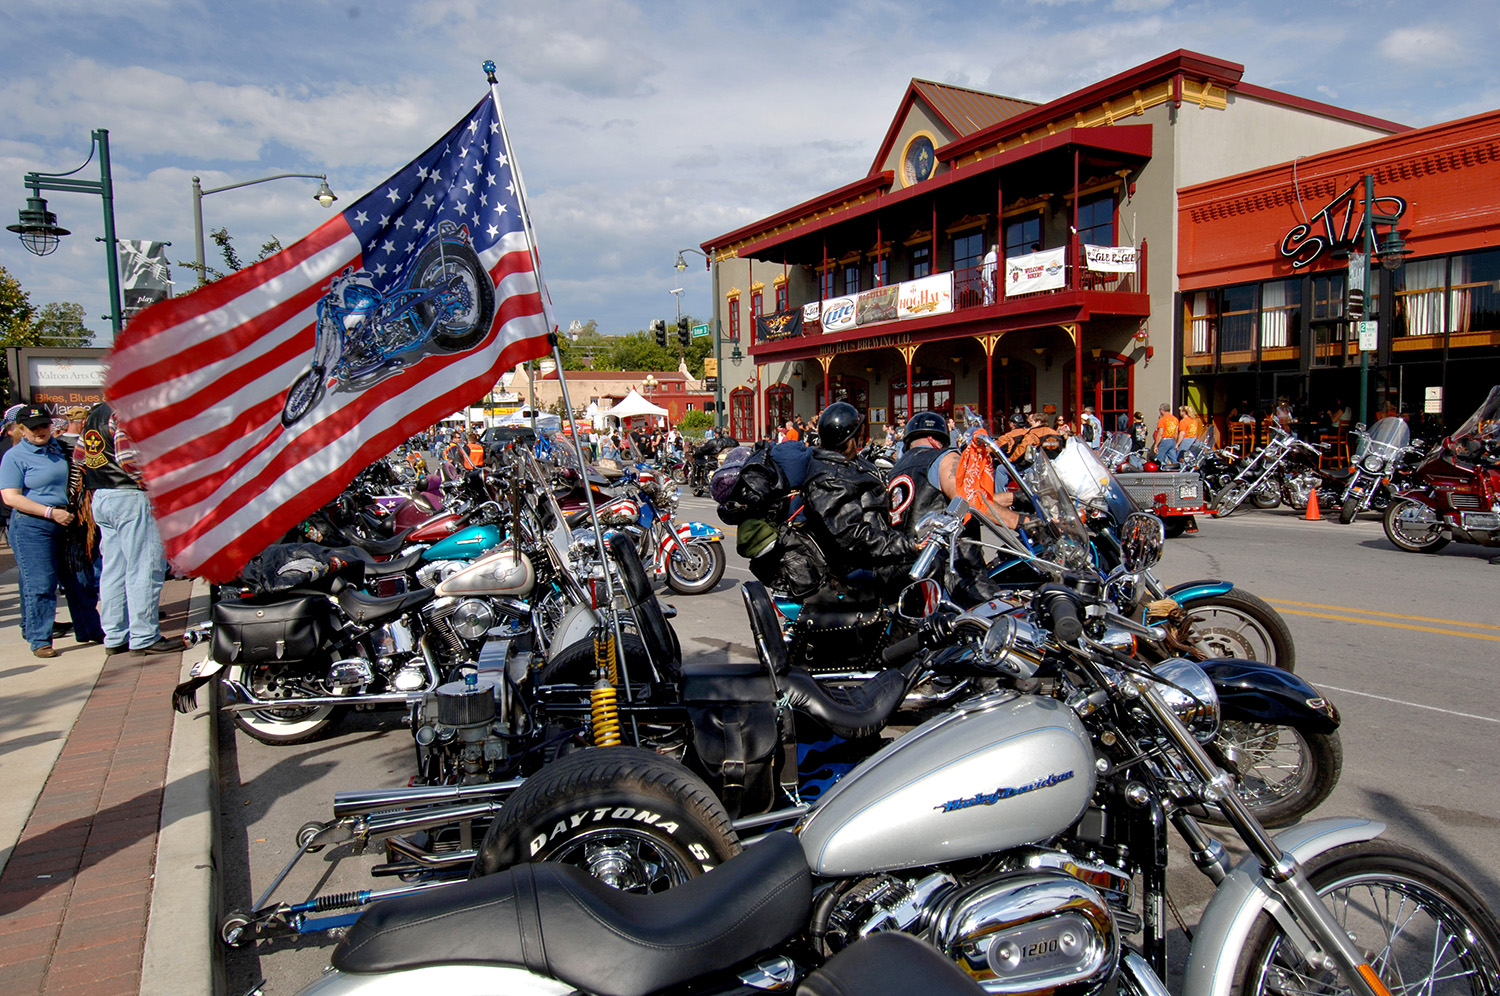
472;746;740;889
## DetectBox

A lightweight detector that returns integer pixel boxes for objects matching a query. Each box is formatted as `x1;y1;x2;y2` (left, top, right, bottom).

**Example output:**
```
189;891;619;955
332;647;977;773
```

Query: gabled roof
869;79;1039;175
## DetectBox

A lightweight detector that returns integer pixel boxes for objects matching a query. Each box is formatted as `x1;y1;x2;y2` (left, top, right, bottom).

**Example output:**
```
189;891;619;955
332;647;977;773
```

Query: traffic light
651;319;666;348
677;316;691;349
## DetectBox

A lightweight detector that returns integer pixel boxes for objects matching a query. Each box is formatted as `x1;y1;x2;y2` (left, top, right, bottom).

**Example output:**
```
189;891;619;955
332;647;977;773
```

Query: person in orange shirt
467;431;485;469
783;420;800;442
1153;404;1179;464
1176;405;1205;460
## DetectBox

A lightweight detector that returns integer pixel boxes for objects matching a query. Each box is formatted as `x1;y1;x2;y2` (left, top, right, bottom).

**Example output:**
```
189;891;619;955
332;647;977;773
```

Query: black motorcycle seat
781;666;909;740
352;548;426;576
800;932;986;996
336;585;436;625
345;527;417;557
332;831;812;996
1323;468;1353;482
565;508;592;529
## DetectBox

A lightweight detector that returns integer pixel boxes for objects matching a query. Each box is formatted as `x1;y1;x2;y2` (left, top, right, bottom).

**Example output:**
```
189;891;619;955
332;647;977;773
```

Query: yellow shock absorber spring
593;629;619;685
590;680;622;746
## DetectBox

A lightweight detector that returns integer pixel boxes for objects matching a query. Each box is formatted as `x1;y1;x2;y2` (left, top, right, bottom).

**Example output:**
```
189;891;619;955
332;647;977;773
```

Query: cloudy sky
0;0;1493;346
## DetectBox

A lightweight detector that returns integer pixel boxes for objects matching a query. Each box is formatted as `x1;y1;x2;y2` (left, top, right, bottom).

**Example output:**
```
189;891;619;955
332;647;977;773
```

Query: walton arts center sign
5;347;111;410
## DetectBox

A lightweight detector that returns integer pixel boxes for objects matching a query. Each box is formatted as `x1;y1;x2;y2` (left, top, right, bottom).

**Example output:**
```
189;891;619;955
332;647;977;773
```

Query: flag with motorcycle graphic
106;80;554;581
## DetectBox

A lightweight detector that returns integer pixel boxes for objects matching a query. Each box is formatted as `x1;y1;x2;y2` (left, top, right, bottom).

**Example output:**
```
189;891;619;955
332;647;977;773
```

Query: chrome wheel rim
1249;873;1500;995
1391;500;1442;547
1219;722;1312;807
548;827;695;894
1184;605;1276;663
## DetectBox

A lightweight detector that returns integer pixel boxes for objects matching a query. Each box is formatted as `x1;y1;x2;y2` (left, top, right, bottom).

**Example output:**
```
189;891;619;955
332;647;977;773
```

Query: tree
679;409;713;431
177;227;283;286
0;266;35;342
30;302;94;348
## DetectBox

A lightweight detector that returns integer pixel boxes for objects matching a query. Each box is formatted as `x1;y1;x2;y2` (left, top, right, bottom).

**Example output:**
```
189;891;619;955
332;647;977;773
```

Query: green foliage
678;409;714;431
0;266;36;343
555;315;711;375
0;269;94;348
177;227;283;286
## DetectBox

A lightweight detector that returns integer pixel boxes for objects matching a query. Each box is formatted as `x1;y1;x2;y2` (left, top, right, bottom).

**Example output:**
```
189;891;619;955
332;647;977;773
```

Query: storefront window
730;388;753;441
1005;214;1041;258
1393;258;1445;340
765;384;794;428
1077;196;1114;247
989;360;1036;427
889;371;953;424
1260;279;1301;349
816;375;870;418
910;245;931;279
1184;291;1216;370
1219;284;1258;370
1449;249;1500;340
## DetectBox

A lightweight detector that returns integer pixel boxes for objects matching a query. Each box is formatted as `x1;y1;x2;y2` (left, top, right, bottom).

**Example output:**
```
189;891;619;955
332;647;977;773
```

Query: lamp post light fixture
191;172;338;286
675;246;720;428
9;128;124;336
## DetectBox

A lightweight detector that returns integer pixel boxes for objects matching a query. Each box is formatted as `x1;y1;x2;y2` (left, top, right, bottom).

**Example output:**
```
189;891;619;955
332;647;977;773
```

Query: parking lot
219;501;1500;995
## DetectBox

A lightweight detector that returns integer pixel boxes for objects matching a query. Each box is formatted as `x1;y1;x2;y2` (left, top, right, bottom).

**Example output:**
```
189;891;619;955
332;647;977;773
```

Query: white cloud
1377;25;1470;67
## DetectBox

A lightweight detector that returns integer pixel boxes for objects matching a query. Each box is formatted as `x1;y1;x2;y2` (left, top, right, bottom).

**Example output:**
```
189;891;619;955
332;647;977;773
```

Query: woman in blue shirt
0;406;104;657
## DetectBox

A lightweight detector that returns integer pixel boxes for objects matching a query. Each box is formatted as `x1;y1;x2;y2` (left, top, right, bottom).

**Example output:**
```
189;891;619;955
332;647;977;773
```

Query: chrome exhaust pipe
363;800;502;838
219;678;418;713
333;779;523;818
384;835;479;869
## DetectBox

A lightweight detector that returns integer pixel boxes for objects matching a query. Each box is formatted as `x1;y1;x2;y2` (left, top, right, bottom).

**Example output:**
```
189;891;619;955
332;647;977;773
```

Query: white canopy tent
604;389;668;420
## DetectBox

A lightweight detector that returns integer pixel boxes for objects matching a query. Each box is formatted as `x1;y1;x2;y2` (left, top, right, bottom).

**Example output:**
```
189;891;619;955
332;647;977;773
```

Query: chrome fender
545;602;600;661
1182;817;1385;996
294;963;574;995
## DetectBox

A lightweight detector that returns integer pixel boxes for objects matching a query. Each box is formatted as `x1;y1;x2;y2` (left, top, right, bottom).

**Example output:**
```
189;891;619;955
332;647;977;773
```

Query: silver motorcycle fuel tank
797;691;1096;876
434;548;536;598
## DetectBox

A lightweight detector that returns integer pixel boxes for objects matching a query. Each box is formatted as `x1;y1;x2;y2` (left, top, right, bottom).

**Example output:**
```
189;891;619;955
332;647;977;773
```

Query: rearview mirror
896;578;945;622
1120;512;1166;573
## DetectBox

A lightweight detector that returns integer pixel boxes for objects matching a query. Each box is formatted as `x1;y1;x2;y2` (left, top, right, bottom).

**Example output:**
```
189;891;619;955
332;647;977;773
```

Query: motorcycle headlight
1150;658;1220;743
1360;454;1385;474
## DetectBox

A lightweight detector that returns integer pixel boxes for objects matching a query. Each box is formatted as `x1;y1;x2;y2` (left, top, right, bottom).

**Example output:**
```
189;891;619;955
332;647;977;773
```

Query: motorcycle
1384;385;1500;554
291;519;1500;996
282;220;495;426
1335;418;1423;523
1209;426;1329;516
588;466;727;595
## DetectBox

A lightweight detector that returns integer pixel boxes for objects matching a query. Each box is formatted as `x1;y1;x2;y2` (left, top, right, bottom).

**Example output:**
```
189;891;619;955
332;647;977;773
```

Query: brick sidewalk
0;579;192;996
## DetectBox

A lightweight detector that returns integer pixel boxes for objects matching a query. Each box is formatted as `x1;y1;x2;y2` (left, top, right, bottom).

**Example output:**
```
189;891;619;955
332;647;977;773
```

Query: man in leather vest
887;412;1020;535
75;402;178;655
802;402;916;594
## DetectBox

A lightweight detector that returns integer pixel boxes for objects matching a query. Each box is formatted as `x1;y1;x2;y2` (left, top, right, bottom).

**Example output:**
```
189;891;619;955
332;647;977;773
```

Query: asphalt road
220;498;1500;995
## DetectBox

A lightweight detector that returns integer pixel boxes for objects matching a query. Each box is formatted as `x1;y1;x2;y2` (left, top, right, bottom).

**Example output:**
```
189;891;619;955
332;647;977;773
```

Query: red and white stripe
107;217;549;581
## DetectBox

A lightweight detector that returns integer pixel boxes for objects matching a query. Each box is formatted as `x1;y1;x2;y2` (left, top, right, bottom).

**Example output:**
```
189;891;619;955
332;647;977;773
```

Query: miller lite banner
806;272;954;335
1006;247;1066;296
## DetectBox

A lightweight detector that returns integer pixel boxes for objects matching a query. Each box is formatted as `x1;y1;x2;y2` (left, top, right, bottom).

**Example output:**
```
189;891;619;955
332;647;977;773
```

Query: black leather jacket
803;449;918;591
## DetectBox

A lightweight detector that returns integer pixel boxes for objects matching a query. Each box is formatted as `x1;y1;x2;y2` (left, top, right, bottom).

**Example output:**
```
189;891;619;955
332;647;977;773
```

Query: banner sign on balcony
756;310;803;341
896;272;953;320
821;296;858;333
856;285;899;325
1005;247;1066;296
1084;244;1138;273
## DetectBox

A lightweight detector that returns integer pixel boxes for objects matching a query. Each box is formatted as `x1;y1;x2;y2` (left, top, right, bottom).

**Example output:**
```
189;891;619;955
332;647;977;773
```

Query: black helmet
818;402;864;451
903;411;949;448
1008;412;1029;429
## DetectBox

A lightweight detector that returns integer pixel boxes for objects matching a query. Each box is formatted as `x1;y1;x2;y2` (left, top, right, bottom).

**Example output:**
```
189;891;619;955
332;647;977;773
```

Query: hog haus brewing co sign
1279;178;1407;269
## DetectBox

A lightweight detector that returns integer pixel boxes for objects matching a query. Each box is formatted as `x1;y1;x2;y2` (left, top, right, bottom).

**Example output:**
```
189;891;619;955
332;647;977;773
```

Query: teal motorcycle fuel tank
424;524;502;562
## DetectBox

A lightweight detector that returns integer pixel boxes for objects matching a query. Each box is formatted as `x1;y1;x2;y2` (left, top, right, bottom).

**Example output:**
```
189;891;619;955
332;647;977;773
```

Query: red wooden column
979;334;1000;430
897;344;918;421
1065;322;1083;430
819;353;833;410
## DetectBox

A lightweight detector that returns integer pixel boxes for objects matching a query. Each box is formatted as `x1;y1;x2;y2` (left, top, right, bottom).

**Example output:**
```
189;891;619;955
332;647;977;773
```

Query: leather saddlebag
682;660;781;819
211;593;332;664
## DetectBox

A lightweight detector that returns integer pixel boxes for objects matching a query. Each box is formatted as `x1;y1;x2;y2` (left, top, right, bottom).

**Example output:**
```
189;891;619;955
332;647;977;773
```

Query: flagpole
484;62;639;699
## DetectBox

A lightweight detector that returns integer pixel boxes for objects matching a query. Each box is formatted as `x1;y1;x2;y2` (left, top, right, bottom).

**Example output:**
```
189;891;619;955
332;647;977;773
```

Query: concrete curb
141;579;222;996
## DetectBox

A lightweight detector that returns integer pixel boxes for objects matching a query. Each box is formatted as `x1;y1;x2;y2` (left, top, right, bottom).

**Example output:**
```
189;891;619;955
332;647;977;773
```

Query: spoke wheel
225;663;341;744
1205;722;1341;827
1180;588;1296;671
1232;843;1500;996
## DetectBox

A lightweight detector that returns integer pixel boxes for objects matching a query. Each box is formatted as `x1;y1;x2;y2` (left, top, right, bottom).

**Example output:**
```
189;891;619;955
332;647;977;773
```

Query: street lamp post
191;173;337;286
675;246;719;429
8;128;124;336
1352;173;1410;424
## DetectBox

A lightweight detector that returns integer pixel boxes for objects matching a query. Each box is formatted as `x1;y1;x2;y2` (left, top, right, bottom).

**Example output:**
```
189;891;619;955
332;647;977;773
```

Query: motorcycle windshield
1050;437;1141;526
1019;450;1095;572
1365;415;1411;452
1452;385;1500;443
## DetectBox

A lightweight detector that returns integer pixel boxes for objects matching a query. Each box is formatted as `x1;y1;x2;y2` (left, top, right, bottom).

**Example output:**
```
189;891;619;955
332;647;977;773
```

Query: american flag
107;89;553;581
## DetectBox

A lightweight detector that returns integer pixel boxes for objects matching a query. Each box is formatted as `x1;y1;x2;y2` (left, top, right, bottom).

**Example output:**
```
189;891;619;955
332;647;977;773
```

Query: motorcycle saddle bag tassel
682;659;781;819
211;593;334;664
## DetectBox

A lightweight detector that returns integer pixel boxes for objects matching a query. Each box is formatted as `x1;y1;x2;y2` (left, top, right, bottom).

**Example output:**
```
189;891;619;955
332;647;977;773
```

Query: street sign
691;323;710;338
704;376;718;391
1425;386;1443;414
1357;321;1378;351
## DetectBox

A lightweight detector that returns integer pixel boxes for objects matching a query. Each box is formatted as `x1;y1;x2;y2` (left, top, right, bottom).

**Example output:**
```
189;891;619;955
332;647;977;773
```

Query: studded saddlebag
211;593;333;664
682;660;781;819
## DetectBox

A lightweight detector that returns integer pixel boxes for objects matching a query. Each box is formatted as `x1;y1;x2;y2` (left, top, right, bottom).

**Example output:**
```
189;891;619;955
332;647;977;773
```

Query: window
873;257;888;287
1450;250;1500;336
1076;195;1114;247
952;231;984;272
1185;291;1216;367
1260;279;1302;349
889;370;953;425
730;388;754;441
775;281;788;312
989;360;1036;427
1219;284;1258;366
816;375;870;435
1065;353;1134;430
1394;259;1445;338
910;245;931;279
843;263;860;295
952;231;985;307
727;295;741;341
1311;274;1346;322
819;269;835;299
766;384;794;428
751;289;763;317
1005;214;1041;258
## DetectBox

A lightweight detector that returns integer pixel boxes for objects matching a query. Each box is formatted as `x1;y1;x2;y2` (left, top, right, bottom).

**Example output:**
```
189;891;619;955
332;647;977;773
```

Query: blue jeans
9;512;104;651
92;488;167;650
1155;439;1178;465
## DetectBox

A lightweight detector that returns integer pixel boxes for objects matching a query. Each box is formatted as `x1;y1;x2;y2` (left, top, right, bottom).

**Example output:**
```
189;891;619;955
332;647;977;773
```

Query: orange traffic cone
1303;488;1321;521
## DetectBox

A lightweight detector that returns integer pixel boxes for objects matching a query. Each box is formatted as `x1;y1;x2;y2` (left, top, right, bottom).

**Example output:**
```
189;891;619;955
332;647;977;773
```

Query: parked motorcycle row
192;416;1500;996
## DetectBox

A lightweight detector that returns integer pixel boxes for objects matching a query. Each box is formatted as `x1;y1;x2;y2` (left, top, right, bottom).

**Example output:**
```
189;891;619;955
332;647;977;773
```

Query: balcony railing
750;241;1147;347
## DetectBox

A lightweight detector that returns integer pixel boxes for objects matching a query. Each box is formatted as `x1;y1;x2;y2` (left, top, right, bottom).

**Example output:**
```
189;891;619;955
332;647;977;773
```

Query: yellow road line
1271;607;1500;643
1266;598;1500;632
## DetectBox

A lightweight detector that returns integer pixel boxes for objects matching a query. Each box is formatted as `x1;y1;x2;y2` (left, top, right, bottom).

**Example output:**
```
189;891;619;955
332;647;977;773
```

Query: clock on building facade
901;134;936;186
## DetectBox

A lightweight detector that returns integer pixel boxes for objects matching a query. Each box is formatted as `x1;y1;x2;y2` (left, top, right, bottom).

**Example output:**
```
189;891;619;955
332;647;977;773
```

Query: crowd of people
0;402;179;659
